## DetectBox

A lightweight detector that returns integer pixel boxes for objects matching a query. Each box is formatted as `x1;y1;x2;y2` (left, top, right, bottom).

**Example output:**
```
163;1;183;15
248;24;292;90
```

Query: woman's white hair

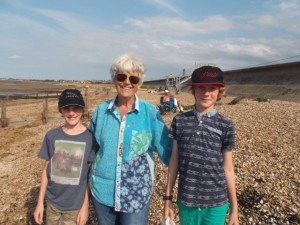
110;53;145;85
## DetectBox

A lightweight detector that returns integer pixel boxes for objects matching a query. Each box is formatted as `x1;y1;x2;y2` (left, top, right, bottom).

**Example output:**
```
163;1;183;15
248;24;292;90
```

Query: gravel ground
0;88;299;225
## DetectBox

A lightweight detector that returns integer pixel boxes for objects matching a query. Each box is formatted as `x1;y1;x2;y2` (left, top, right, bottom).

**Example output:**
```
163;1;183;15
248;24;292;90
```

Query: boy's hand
76;207;88;225
164;200;175;220
33;203;44;225
228;211;239;225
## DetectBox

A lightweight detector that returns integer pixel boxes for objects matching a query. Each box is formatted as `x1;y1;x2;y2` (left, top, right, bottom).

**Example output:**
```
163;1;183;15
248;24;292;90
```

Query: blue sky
1;0;300;81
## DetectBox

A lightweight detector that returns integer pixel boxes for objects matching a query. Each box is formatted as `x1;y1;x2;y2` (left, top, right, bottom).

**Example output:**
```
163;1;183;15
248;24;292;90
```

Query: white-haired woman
89;53;172;225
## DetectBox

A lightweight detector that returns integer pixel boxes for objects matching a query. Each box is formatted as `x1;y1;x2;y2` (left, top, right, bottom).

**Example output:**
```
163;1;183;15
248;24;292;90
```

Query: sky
1;0;300;81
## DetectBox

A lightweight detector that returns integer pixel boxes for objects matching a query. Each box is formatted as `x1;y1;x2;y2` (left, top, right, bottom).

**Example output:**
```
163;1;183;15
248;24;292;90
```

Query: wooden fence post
1;99;8;127
84;86;89;119
42;97;48;123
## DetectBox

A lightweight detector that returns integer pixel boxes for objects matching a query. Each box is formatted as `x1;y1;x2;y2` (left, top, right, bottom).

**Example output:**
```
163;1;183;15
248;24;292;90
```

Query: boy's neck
63;122;86;135
196;105;215;116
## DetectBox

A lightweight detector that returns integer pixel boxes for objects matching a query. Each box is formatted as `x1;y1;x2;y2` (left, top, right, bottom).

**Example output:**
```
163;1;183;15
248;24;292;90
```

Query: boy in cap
163;66;239;225
34;89;98;225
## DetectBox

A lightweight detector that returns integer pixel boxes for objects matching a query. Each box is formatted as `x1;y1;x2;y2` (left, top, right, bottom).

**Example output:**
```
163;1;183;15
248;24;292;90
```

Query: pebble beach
0;87;299;225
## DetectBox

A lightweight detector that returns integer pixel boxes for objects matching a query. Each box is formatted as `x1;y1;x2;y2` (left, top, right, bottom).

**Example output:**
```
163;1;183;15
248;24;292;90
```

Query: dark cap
58;89;85;108
186;66;224;87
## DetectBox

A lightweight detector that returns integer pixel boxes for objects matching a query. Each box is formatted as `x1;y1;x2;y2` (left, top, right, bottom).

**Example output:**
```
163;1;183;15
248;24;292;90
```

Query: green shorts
177;201;229;225
46;202;79;225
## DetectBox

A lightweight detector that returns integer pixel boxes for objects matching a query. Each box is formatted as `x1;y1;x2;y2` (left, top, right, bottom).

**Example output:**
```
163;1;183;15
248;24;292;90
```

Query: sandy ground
0;83;299;225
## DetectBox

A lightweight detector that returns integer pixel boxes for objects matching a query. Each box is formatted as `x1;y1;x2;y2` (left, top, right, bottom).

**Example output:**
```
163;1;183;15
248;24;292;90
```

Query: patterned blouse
89;95;172;212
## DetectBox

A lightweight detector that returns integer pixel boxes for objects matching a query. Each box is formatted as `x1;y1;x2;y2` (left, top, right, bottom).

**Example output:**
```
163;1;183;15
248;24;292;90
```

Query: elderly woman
89;54;172;225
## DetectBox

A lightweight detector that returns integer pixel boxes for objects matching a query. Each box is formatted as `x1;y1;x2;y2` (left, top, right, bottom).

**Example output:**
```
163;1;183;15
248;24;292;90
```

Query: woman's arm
164;140;179;220
223;150;239;225
152;112;173;165
33;161;49;225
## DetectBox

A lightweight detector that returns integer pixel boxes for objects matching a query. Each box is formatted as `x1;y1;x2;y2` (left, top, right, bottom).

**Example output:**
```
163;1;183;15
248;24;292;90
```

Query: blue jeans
92;197;150;225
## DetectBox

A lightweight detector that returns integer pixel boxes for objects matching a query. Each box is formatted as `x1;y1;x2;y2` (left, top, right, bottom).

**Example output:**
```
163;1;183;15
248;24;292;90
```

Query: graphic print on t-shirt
51;140;86;185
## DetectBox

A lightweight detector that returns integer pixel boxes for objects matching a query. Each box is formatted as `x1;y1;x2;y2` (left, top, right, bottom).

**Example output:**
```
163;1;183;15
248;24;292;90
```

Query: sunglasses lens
129;76;140;84
116;74;127;82
116;74;140;84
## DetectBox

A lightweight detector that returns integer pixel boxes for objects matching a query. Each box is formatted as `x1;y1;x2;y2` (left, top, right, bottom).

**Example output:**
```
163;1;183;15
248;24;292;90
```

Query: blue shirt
89;95;172;212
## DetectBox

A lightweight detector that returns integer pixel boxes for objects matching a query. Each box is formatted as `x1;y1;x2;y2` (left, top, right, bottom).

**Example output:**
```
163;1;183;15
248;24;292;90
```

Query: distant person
33;89;97;225
168;74;174;81
88;53;172;225
164;66;239;225
157;90;183;114
162;90;171;102
158;85;162;92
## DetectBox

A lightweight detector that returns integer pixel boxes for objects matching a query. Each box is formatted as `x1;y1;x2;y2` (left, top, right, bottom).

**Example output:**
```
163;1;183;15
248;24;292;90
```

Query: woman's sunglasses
116;74;140;84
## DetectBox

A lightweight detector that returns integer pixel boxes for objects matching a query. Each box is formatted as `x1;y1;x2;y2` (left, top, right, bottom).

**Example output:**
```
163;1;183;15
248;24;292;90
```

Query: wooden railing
0;88;90;128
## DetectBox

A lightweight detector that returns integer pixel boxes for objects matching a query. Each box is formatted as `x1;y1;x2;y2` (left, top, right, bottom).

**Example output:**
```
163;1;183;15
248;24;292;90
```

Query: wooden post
84;86;89;119
1;99;8;127
42;97;48;123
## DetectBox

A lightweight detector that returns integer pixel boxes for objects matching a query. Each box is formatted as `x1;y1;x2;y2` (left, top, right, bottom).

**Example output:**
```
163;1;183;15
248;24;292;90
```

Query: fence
0;87;90;128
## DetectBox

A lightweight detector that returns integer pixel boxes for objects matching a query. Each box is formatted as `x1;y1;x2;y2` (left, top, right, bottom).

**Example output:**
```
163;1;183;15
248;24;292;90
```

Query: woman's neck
117;95;135;108
117;96;135;119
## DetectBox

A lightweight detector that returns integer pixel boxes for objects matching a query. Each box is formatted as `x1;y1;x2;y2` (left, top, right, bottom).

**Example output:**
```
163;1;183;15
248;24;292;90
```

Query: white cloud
0;12;60;36
255;15;274;26
9;55;22;59
30;8;91;32
251;0;300;32
125;15;232;36
144;0;181;15
221;42;275;57
278;0;300;10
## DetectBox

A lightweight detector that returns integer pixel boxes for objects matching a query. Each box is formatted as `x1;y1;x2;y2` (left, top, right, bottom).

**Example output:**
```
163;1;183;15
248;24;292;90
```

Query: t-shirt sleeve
222;121;235;151
38;133;52;160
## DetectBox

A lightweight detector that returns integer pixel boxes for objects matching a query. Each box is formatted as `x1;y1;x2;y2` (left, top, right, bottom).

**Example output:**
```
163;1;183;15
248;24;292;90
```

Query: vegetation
256;96;268;102
182;104;194;110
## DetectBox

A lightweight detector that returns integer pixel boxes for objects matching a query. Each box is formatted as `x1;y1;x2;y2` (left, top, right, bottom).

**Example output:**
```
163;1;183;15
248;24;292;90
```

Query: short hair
110;54;145;85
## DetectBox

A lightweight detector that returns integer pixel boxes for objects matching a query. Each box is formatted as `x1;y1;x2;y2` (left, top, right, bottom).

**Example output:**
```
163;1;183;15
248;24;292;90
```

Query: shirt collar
108;94;140;112
193;108;217;121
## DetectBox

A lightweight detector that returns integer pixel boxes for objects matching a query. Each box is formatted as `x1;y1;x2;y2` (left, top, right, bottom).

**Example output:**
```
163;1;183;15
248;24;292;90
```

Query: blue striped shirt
170;108;235;208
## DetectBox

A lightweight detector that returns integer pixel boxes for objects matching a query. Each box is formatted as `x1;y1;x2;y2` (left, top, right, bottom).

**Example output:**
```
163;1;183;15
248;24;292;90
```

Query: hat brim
60;104;85;108
185;82;224;87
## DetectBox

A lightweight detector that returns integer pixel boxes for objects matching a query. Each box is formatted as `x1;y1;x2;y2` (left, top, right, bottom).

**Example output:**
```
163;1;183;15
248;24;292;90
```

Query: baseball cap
165;90;169;93
186;66;224;87
58;89;85;108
